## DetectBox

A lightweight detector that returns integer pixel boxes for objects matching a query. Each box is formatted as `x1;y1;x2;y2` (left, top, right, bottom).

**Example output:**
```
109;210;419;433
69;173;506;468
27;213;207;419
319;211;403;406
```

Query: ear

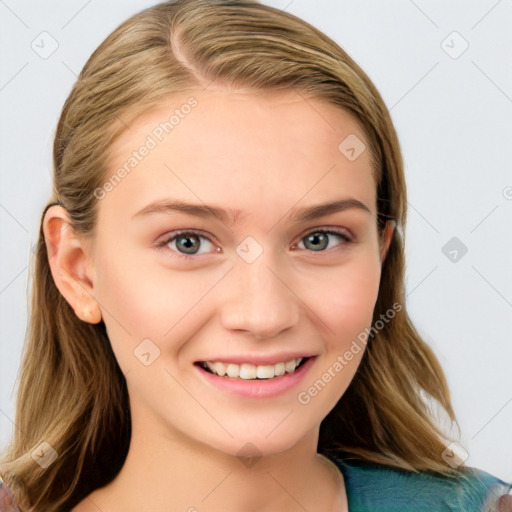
379;220;395;263
42;205;102;324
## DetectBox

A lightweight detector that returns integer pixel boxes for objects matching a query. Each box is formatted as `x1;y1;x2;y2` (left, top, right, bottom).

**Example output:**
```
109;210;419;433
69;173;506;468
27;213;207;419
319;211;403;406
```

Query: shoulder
330;456;512;512
0;478;22;512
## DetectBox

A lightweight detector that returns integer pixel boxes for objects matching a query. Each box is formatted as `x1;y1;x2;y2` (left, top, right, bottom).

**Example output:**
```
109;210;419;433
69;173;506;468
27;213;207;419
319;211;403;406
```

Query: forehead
100;87;377;225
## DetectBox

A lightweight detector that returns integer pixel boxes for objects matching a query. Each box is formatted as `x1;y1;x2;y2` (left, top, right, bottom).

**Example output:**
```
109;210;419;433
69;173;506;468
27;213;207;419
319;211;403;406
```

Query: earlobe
42;205;102;324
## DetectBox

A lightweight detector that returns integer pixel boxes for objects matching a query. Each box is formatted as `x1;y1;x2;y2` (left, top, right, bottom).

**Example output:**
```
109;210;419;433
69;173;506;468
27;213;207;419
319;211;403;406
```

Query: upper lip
196;353;316;366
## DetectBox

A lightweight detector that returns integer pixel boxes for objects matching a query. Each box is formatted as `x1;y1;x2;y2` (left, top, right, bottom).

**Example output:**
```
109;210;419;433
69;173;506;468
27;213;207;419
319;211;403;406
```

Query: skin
44;86;394;512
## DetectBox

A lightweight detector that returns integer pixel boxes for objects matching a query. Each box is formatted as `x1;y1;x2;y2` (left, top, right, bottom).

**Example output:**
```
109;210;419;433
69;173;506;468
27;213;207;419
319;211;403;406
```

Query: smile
195;355;315;398
199;357;306;380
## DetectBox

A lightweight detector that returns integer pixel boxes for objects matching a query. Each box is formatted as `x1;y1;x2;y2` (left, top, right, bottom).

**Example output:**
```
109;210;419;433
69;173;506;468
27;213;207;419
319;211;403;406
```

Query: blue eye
156;229;215;260
294;229;352;252
156;228;352;260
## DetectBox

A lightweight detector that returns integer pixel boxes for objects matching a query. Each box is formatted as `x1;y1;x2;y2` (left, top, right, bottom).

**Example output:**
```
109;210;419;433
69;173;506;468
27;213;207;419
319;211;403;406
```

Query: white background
0;0;511;483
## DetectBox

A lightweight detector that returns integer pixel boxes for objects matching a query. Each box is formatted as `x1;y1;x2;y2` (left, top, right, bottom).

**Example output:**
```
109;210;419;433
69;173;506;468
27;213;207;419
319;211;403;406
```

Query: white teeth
239;363;257;380
285;359;297;373
257;365;274;379
211;362;226;376
226;364;239;378
274;362;286;376
203;357;304;380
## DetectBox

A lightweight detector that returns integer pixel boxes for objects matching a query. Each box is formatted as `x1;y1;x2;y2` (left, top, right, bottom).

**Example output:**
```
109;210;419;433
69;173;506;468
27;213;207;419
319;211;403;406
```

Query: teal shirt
330;456;512;512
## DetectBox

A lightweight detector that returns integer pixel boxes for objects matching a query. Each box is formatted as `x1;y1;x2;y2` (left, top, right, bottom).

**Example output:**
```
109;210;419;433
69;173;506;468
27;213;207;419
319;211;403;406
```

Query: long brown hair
0;1;468;510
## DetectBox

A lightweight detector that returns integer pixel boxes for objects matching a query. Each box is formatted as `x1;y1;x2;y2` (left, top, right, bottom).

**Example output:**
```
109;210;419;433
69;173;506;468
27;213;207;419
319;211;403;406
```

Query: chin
192;420;317;463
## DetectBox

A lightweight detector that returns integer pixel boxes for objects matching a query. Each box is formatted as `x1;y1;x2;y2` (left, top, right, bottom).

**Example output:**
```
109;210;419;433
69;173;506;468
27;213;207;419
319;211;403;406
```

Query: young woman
0;1;510;511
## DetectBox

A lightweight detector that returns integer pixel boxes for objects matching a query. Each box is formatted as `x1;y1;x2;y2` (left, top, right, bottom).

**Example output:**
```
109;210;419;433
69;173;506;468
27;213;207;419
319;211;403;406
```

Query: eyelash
155;227;353;261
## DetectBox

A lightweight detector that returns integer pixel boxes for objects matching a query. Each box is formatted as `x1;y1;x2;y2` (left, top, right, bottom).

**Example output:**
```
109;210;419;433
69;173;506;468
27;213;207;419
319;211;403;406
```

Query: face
86;87;388;458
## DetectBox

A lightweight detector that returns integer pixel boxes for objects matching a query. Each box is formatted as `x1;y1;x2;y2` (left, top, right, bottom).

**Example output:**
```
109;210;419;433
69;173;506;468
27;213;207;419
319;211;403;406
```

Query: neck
81;402;347;512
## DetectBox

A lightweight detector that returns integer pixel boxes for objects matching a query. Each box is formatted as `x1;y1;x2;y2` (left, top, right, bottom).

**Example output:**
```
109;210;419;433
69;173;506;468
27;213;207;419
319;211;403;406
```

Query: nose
220;255;300;340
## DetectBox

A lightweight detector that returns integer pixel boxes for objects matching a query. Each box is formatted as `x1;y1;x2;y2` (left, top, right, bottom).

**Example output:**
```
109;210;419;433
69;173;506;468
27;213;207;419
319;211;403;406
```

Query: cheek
93;237;225;373
311;250;382;345
92;240;181;370
296;253;382;412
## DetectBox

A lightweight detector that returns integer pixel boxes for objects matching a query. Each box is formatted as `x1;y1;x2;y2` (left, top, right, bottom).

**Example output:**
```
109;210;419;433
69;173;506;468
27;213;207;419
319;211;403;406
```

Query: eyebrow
131;198;372;225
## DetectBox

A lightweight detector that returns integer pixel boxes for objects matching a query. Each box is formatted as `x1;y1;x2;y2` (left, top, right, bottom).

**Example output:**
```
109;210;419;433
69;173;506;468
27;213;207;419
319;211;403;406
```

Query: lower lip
195;357;316;398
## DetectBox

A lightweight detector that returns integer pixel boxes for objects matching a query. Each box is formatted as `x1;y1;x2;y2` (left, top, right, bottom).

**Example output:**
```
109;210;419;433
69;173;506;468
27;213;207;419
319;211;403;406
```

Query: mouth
195;356;310;380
